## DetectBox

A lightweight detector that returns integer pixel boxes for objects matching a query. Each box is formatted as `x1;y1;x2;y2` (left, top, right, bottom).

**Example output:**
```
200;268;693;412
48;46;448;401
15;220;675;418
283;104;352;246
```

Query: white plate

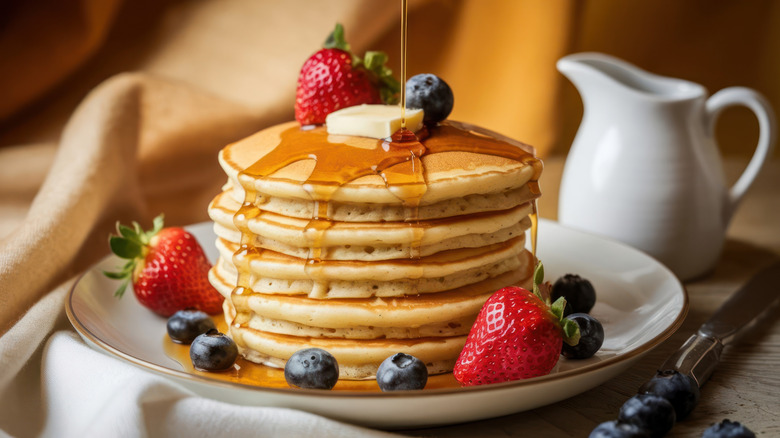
67;219;687;429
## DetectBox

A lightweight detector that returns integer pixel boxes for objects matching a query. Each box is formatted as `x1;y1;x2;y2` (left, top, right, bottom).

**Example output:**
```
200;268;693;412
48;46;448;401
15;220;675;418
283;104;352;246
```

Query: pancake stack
207;120;542;379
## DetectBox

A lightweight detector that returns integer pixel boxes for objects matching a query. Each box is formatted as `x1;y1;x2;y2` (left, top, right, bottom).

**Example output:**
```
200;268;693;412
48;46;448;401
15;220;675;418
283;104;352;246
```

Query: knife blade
657;261;780;387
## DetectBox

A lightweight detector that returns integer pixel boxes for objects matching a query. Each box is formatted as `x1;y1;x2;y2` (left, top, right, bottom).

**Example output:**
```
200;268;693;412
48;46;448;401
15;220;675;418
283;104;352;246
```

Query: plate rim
66;219;689;399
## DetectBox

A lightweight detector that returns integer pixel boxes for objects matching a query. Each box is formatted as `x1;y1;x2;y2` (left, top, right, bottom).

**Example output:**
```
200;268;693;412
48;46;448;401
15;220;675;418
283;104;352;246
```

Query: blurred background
1;0;778;235
2;0;779;154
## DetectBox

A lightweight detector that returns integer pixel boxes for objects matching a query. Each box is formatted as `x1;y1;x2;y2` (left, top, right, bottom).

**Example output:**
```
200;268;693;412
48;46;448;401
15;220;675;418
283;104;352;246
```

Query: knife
657;260;780;387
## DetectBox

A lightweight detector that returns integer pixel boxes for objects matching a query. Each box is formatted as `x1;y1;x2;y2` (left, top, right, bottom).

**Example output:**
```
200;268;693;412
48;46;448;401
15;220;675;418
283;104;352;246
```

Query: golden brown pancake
207;119;541;379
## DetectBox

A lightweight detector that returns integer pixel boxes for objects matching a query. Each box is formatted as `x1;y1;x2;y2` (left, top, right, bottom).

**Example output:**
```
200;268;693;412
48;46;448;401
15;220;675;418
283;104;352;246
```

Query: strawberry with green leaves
454;263;580;386
295;23;400;125
104;215;223;317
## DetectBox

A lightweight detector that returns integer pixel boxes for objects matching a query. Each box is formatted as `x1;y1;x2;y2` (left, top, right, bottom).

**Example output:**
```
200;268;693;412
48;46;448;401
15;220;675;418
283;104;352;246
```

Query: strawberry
104;215;223;317
295;23;399;125
454;263;580;386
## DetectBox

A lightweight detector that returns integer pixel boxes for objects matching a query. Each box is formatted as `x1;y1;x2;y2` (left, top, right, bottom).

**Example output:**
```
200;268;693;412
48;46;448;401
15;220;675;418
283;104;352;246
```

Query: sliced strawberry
295;23;399;125
454;263;580;386
104;215;223;317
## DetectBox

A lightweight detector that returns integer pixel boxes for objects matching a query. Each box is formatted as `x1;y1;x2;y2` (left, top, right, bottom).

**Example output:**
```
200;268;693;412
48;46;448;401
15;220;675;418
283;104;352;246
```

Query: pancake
222;182;537;222
219;121;541;219
241;312;476;339
208;118;542;380
234;326;464;380
218;236;526;282
214;236;528;299
212;260;533;329
209;189;533;260
213;250;526;298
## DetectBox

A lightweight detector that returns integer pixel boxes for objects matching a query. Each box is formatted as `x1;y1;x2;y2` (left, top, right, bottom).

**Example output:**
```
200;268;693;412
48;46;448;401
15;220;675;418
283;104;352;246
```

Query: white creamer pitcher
557;53;776;280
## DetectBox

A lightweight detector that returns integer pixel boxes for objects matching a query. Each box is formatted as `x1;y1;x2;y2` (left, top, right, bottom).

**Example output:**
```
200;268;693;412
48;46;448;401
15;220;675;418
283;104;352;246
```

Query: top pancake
219;120;541;207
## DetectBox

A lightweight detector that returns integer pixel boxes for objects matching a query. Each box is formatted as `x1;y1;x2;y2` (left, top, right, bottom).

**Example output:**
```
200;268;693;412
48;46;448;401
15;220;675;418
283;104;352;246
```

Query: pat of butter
326;104;424;139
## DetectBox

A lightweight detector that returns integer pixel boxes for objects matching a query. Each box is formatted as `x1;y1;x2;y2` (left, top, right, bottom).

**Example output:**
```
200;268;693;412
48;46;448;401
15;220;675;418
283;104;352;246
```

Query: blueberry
562;313;604;359
167;309;216;344
702;419;756;438
376;353;428;391
284;348;339;390
552;274;596;315
639;369;700;420
405;74;454;123
189;329;238;371
618;394;676;438
589;421;651;438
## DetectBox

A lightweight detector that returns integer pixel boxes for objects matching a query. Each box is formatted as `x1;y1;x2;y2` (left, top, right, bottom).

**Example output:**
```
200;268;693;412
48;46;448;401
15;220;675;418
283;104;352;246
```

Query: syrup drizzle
400;0;408;128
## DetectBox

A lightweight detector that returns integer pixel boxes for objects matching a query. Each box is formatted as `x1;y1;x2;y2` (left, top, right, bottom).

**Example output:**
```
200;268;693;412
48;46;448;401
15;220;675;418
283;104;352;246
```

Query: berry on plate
167;309;216;344
284;348;340;390
453;263;580;386
589;421;651;438
561;313;604;359
295;23;399;125
551;273;596;315
618;394;676;438
405;73;454;123
104;214;224;317
702;419;756;438
638;369;700;420
376;353;428;391
190;329;238;371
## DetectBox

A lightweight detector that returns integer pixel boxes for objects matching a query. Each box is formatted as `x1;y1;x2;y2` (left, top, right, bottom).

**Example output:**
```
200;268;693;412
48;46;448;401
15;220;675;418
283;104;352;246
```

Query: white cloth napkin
0;282;405;438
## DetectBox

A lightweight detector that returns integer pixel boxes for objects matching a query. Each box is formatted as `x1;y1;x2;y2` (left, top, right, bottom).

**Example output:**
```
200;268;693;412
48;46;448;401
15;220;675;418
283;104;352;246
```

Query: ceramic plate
67;219;687;429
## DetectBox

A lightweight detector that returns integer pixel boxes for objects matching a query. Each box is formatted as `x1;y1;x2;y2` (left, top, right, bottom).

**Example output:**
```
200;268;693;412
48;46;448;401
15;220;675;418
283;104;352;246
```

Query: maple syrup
400;0;408;128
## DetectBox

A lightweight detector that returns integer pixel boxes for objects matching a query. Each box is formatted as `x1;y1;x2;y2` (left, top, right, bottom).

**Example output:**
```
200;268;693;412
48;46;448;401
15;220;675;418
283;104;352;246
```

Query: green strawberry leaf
102;270;128;280
562;318;581;346
363;51;399;104
324;23;350;52
534;261;545;289
113;279;130;298
117;224;142;243
109;236;142;259
363;51;386;71
531;261;545;301
380;75;400;105
145;213;165;242
152;214;164;233
550;296;567;321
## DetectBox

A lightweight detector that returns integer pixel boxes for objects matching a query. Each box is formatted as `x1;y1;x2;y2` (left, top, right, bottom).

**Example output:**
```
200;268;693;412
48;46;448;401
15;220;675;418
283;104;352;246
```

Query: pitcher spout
557;52;704;103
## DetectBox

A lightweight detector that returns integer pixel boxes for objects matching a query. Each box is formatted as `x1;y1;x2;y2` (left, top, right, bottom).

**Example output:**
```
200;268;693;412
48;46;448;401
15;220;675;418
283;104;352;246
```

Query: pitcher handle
705;87;777;223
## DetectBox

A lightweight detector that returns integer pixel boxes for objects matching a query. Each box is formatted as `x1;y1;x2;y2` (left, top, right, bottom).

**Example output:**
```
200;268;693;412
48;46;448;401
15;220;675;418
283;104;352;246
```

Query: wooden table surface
407;157;780;438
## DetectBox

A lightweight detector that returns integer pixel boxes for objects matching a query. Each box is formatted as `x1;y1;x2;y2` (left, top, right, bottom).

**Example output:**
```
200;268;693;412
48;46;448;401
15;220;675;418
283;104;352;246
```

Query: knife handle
659;332;724;387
